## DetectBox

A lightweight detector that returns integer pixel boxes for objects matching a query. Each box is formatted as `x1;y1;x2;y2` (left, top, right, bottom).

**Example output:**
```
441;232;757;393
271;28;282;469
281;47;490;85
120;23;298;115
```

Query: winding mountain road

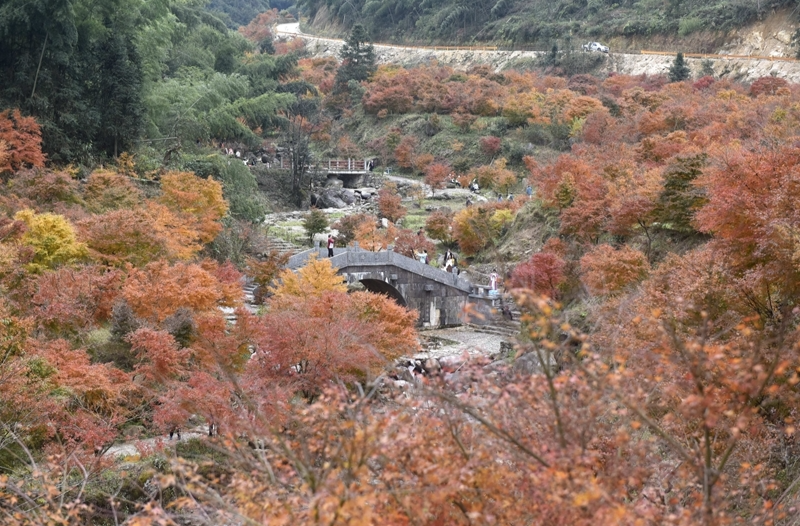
275;22;800;82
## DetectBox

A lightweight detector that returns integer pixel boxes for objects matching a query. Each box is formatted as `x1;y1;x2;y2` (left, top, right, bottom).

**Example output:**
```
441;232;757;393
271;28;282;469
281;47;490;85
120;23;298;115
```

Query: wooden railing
277;158;370;172
640;50;799;62
275;28;498;52
326;159;367;171
277;24;800;61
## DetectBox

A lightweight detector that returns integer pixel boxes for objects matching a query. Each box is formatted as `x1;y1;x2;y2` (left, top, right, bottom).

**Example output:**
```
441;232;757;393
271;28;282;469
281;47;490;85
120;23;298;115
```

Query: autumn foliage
423;161;450;194
509;251;566;297
0;109;45;174
376;183;406;223
580;244;649;295
452;201;519;255
122;259;241;323
7;62;800;526
237;9;278;44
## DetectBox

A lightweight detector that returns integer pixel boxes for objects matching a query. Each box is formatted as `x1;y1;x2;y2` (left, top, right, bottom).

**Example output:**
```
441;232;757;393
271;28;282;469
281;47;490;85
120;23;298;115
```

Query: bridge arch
359;278;406;307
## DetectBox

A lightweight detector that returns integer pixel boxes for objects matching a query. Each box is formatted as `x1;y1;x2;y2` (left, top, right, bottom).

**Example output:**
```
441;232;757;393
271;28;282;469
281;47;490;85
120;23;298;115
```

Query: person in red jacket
327;234;336;257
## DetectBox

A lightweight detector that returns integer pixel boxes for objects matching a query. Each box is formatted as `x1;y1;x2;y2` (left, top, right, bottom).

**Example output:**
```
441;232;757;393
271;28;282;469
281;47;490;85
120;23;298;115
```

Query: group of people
222;146;241;158
328;229;462;275
443;249;459;274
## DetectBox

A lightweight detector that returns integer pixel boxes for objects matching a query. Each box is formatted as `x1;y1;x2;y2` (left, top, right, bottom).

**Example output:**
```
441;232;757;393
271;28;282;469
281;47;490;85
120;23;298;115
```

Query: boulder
325;177;344;188
313;189;348;209
356;187;377;199
340;189;356;205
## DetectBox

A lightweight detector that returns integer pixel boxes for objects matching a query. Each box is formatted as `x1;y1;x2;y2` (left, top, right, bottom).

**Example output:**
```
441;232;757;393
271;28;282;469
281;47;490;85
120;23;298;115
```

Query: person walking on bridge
327;234;336;257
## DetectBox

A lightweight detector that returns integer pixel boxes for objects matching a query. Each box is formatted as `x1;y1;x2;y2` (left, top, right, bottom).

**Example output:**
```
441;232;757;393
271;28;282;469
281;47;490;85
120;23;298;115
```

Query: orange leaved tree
158;171;228;244
0;109;45;174
121;259;241;323
510;251;566;298
424;162;451;196
580;244;649;296
377;183;407;223
248;256;418;401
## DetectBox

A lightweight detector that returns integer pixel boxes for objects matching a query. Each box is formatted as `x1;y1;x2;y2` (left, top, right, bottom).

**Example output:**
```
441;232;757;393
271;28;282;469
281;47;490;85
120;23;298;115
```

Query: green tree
0;0;152;163
303;208;329;244
333;24;376;94
668;52;691;82
700;59;715;78
182;155;267;223
208;0;270;29
95;33;145;158
656;154;708;232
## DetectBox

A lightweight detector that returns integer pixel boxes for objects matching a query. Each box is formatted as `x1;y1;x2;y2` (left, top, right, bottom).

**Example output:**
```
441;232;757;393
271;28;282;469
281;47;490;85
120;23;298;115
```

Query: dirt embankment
278;21;800;83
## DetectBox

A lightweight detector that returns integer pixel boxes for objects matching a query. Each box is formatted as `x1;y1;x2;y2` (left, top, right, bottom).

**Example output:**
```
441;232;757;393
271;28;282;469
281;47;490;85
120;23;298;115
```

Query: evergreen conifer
668;52;691;82
333;24;376;94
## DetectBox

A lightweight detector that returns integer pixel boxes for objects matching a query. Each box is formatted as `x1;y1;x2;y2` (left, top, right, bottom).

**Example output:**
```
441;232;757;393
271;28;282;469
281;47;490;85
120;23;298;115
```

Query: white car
583;41;609;53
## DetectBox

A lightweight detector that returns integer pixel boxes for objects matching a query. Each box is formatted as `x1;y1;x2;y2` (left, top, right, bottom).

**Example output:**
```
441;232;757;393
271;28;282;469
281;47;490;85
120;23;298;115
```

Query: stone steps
264;235;304;256
222;281;260;323
464;323;519;338
465;294;522;338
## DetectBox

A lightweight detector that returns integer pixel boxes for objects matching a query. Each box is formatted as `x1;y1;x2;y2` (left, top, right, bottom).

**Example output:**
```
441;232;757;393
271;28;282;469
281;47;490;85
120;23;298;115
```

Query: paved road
275;22;800;83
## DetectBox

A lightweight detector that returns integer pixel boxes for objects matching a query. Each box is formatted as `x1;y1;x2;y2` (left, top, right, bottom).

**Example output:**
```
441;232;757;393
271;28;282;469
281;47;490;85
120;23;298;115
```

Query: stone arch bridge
287;246;478;328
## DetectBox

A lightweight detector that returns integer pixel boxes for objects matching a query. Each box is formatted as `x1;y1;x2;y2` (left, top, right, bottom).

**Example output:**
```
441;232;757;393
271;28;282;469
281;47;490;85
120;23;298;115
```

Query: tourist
444;249;456;272
327;234;336;257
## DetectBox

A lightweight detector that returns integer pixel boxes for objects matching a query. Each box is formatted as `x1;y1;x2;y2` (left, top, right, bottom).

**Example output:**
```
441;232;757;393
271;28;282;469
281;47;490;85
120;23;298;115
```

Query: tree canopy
0;0;295;164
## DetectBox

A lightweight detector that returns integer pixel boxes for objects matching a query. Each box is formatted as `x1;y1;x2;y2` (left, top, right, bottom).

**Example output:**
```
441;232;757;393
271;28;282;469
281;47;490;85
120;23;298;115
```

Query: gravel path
104;429;207;458
416;327;508;360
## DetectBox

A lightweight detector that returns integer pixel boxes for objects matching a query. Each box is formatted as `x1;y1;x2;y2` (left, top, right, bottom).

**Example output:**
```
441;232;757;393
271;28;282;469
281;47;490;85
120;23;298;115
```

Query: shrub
509;252;566;298
377;185;407;223
580;244;649;296
479;136;502;157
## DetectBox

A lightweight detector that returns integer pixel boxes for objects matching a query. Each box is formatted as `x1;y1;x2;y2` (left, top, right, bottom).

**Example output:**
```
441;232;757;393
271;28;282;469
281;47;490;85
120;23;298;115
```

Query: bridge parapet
287;246;473;293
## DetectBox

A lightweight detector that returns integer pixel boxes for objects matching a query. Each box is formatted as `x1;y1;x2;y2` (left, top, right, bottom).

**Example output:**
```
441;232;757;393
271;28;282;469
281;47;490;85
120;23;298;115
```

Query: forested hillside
300;0;800;48
5;7;800;525
0;0;295;166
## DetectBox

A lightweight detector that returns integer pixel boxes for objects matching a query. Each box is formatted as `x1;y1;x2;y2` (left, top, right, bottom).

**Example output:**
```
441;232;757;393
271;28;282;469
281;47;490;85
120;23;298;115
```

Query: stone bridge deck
288;246;475;327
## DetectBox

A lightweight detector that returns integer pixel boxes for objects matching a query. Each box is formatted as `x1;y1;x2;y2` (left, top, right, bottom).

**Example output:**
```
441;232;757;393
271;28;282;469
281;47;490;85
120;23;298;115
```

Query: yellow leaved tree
270;254;346;301
14;209;87;272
